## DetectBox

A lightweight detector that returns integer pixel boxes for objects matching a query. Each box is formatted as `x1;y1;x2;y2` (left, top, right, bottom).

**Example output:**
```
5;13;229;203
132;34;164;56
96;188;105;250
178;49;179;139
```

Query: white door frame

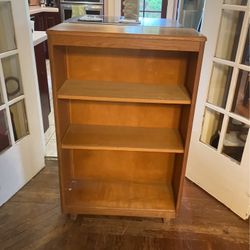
0;0;45;205
186;0;250;219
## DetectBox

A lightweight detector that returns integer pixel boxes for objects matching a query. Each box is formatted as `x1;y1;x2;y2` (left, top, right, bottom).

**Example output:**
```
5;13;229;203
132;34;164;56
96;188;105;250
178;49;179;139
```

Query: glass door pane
200;2;249;166
0;83;3;105
222;118;249;162
2;54;24;101
0;109;11;152
9;100;29;141
215;10;244;61
241;25;249;65
231;70;249;119
207;63;233;108
0;1;16;53
200;108;224;149
0;1;30;147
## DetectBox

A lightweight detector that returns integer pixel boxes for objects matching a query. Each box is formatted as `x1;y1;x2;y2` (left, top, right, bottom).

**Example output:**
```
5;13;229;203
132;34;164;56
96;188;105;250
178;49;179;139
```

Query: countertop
48;21;205;41
29;5;59;15
33;31;47;46
67;16;183;28
47;20;206;52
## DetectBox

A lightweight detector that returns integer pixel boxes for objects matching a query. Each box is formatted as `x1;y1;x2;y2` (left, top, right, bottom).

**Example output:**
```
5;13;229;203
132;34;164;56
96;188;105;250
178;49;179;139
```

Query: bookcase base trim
63;207;176;219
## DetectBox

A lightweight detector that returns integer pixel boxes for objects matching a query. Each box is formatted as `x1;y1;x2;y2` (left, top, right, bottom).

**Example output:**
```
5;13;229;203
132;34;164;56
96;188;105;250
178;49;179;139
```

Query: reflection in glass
215;10;244;61
222;118;249;163
10;100;29;141
0;109;11;152
223;0;248;5
207;63;233;108
0;2;16;53
200;108;224;149
2;54;23;101
231;70;249;119
241;26;249;65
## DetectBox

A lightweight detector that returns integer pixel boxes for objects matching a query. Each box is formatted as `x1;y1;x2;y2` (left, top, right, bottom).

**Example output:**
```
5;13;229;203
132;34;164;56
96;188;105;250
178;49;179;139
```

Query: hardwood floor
0;160;248;250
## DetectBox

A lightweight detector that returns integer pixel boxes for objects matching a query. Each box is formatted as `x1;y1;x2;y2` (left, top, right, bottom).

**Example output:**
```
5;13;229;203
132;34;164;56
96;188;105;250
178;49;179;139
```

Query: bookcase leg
69;213;78;221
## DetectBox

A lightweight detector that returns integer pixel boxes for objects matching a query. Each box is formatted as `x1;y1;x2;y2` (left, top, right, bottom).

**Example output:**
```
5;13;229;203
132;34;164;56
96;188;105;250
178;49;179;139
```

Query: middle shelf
57;80;191;104
61;124;184;153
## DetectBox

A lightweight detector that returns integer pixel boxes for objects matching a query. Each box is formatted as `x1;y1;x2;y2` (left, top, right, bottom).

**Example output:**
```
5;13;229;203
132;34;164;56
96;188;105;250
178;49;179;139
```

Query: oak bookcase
47;23;206;220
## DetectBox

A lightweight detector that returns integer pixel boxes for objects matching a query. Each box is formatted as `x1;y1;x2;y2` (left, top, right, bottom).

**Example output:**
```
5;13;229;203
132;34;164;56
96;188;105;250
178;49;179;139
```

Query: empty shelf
61;124;184;153
65;179;176;218
57;80;191;104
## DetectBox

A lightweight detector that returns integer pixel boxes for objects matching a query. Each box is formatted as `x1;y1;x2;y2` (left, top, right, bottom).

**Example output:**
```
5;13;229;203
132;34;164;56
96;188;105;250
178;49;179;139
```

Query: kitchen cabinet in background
44;12;60;30
31;11;60;58
34;41;51;132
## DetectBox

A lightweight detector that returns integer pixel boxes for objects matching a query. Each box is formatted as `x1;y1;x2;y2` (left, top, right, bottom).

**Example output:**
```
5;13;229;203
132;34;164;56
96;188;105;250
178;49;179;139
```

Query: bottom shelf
64;179;176;218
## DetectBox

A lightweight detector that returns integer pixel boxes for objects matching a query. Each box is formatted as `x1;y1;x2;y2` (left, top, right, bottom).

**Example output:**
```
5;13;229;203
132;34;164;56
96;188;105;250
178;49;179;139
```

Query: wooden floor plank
0;160;248;250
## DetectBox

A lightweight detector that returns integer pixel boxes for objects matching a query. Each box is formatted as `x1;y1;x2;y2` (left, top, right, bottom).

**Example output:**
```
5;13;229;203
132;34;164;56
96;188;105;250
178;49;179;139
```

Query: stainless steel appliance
60;0;104;21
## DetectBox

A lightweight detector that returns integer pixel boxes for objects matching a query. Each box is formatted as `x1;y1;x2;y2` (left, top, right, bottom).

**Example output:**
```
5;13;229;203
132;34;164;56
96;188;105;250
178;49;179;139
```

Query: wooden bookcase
47;23;206;219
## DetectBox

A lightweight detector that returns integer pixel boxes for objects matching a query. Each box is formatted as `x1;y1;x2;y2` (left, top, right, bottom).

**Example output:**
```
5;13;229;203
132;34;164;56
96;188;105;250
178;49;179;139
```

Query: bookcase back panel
70;100;182;128
60;149;73;181
185;53;199;95
66;47;189;85
72;150;174;184
50;46;68;91
57;100;70;139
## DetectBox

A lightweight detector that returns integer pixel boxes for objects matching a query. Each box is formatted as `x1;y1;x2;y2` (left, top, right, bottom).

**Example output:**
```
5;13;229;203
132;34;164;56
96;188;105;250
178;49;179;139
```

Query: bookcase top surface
47;22;206;42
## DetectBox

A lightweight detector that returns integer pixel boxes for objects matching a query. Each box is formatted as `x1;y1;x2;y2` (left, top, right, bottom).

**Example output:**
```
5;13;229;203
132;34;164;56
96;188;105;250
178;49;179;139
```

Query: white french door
187;0;249;219
0;0;45;205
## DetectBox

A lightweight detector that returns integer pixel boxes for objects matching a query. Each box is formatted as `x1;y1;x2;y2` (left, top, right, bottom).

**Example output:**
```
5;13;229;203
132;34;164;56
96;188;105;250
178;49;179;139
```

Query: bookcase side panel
172;43;205;213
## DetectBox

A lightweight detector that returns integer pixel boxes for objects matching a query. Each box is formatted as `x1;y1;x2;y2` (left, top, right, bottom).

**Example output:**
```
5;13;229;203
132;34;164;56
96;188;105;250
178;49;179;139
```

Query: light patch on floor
45;59;57;157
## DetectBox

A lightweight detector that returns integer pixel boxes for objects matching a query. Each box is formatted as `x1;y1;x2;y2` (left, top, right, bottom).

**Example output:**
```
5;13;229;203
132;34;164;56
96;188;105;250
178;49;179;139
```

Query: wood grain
62;124;184;153
48;23;205;39
72;150;175;184
47;23;206;52
58;80;191;104
64;179;176;218
48;24;206;219
173;43;206;214
67;47;188;85
70;101;182;128
0;161;248;250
